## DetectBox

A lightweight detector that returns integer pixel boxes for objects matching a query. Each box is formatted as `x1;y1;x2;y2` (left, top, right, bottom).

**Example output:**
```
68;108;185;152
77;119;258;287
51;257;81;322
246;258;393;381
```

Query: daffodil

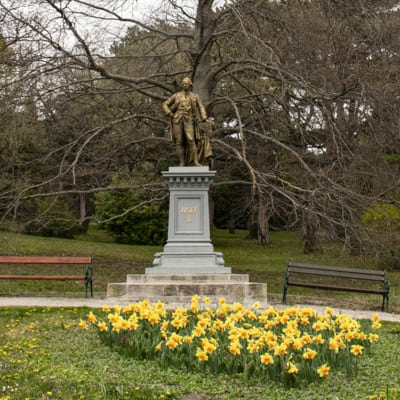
371;313;379;322
252;301;261;309
302;348;317;360
260;353;274;365
202;339;217;354
369;333;379;342
325;307;335;316
229;341;241;355
286;362;298;374
196;348;208;361
233;302;244;312
313;334;325;345
87;311;97;324
183;335;193;344
97;321;108;332
328;338;339;353
112;320;122;333
79;320;88;330
274;343;288;356
372;321;382;329
213;319;224;331
300;317;310;326
113;305;121;315
312;321;326;331
107;313;120;323
155;343;162;351
317;363;330;377
191;295;200;313
292;338;304;351
350;344;363;356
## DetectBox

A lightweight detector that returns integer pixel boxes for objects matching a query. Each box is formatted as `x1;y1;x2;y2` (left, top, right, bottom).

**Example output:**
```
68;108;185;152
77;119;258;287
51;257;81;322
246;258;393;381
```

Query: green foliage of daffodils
84;297;382;389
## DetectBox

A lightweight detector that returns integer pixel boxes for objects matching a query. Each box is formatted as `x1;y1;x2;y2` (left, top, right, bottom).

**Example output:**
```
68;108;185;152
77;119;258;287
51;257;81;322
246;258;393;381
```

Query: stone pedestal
107;166;267;305
146;166;231;274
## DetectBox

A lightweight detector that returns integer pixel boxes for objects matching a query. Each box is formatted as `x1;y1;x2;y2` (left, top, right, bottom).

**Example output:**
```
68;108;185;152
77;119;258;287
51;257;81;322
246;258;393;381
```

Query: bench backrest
0;256;92;265
287;262;386;282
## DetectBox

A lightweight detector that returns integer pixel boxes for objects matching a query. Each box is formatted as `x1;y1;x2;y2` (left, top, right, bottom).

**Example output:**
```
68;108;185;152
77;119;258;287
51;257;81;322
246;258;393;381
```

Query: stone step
126;273;249;283
146;265;232;274
107;281;267;303
106;295;268;309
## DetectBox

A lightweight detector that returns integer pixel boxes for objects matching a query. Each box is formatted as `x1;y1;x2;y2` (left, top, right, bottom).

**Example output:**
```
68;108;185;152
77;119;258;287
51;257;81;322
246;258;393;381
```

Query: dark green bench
282;261;390;311
0;256;94;297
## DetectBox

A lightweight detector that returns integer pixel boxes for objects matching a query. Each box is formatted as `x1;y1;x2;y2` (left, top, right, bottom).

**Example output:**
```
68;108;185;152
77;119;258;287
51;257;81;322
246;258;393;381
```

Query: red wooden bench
0;256;94;297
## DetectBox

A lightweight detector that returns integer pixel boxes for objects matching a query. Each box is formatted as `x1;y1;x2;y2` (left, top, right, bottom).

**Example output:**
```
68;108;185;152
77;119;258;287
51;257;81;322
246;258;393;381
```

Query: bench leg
282;282;288;304
84;279;93;298
382;293;389;312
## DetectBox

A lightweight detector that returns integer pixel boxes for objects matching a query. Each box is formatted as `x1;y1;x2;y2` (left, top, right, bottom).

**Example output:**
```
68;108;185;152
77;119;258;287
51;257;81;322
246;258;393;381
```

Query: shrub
361;203;400;268
21;196;82;238
95;190;168;245
362;203;400;230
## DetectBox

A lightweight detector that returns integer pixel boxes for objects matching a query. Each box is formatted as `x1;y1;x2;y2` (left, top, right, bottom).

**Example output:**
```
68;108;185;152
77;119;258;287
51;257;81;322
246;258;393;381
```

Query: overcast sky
120;0;228;19
74;0;229;53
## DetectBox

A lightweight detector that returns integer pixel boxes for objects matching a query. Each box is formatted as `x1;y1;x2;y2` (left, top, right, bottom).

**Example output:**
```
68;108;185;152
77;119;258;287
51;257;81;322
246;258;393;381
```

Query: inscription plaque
176;197;202;234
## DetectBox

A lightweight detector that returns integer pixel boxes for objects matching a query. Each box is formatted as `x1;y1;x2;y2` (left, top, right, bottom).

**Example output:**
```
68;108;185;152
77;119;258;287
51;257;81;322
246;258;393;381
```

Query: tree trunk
192;0;216;108
348;231;362;256
302;211;320;254
79;193;91;233
246;190;272;244
257;193;271;244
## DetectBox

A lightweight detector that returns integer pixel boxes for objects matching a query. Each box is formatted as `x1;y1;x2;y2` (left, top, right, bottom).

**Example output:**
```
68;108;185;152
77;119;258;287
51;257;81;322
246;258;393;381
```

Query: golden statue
163;77;212;166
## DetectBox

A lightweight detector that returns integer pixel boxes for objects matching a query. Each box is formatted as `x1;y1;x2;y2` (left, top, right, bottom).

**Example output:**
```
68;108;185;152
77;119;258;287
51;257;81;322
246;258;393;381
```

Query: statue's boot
190;143;201;166
176;144;185;166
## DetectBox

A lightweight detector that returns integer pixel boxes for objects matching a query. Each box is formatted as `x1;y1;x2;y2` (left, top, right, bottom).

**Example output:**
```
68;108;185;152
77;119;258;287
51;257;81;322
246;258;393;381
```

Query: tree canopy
0;0;399;262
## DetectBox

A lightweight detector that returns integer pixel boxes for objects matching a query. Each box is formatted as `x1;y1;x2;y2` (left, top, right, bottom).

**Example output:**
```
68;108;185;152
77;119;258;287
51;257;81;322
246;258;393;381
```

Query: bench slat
0;256;92;264
288;262;384;276
0;275;86;280
287;281;387;295
287;266;385;281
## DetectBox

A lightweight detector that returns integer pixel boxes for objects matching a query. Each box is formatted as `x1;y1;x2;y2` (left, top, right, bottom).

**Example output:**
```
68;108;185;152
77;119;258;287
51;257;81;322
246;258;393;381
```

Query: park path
0;296;399;322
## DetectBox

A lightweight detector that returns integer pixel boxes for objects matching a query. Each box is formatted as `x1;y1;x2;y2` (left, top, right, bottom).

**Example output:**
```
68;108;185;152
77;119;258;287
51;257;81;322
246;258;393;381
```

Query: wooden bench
282;261;390;311
0;256;94;297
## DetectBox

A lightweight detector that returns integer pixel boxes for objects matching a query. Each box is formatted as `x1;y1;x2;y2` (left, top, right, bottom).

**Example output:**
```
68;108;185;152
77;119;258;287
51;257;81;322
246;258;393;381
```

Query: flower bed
81;296;382;387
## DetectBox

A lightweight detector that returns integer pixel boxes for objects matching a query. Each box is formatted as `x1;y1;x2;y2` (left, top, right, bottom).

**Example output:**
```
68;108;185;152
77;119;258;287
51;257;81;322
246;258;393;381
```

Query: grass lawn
0;228;399;313
0;228;400;399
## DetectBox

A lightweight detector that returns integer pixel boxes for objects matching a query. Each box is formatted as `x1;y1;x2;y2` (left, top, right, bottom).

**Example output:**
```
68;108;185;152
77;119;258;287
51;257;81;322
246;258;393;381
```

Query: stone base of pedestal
147;251;231;274
107;274;267;306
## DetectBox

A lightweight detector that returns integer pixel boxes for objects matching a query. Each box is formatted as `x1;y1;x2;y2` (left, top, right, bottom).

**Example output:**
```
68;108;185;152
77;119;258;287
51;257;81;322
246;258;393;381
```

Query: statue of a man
162;77;212;166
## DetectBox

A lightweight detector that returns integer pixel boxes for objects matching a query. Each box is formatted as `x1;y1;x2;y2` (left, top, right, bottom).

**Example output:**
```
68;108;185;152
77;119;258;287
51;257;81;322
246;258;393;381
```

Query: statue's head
181;77;193;90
